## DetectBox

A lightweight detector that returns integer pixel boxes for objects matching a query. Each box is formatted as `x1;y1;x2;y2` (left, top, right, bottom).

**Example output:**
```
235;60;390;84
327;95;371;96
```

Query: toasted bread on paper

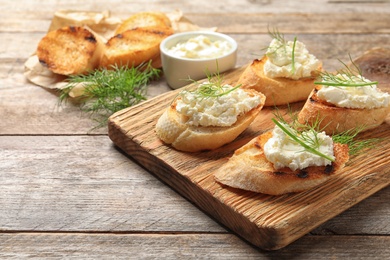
237;57;321;106
115;11;172;34
298;86;390;135
100;27;174;69
214;131;349;196
155;89;266;152
36;26;104;75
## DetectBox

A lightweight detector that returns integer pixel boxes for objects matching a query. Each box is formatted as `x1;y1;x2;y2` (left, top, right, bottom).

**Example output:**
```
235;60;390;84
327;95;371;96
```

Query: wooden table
1;0;389;258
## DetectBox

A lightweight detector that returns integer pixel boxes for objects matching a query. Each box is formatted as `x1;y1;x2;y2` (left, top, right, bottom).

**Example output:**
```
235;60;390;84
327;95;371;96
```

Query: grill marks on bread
37;26;103;75
36;12;173;75
100;27;174;69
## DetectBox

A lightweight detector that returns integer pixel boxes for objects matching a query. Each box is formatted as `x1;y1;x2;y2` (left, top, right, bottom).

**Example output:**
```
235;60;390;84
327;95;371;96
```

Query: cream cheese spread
316;75;390;109
264;125;334;171
175;84;261;127
264;38;321;80
168;35;232;59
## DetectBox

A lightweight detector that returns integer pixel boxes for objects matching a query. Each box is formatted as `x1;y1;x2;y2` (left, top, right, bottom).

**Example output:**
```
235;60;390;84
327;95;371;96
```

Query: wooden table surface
1;0;389;258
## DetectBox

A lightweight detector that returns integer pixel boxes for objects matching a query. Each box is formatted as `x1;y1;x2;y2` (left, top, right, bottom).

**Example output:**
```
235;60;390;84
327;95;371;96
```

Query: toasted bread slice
155;89;266;152
214;131;349;195
115;11;171;34
237;57;321;106
298;86;390;135
100;27;174;69
36;26;104;75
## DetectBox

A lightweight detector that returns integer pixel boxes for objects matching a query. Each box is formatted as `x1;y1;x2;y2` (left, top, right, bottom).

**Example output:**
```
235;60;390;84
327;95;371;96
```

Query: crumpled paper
24;9;217;90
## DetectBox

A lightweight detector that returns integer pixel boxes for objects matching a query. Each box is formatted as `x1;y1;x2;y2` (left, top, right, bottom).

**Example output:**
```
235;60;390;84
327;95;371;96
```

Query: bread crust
237;57;321;106
37;26;104;75
155;89;266;152
115;11;172;35
214;131;349;195
100;27;174;69
298;86;390;135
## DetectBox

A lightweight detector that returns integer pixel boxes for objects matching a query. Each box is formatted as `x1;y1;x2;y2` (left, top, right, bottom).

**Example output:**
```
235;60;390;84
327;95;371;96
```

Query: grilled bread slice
155;89;266;152
298;86;390;135
100;27;174;69
237;57;321;106
214;131;349;195
115;11;172;34
36;26;104;75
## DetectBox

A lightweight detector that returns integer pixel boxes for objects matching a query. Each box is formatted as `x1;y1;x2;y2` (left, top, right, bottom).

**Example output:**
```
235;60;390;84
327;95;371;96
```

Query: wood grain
0;135;223;233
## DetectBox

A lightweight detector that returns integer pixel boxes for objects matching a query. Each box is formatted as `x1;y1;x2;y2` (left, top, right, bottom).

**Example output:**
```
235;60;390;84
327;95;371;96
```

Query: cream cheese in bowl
160;31;237;89
167;35;233;59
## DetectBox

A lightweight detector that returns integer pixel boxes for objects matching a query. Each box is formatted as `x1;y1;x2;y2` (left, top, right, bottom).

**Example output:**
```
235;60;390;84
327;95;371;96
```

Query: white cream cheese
264;38;321;80
168;35;232;59
317;74;390;109
264;125;334;171
175;84;261;127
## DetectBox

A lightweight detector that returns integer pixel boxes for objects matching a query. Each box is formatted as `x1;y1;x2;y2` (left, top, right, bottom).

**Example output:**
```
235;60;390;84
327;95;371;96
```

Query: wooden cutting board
108;48;390;250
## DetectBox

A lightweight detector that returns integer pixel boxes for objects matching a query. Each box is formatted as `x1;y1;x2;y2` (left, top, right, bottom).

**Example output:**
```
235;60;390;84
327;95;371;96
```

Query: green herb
272;115;334;162
267;26;288;47
60;61;161;128
291;36;297;74
331;127;381;156
314;54;378;87
272;108;381;161
180;65;241;99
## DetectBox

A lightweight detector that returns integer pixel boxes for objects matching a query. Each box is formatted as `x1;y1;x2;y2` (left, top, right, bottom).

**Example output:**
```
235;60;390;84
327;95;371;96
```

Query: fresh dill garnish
179;65;241;99
268;26;287;46
331;127;382;156
314;54;378;87
272;109;335;162
60;61;161;128
272;108;381;161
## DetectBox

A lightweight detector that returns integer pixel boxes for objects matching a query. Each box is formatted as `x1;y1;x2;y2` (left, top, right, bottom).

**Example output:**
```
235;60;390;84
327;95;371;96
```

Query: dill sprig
272;109;335;162
60;61;161;127
272;108;381;160
180;66;241;99
331;127;382;156
315;54;378;87
268;26;287;46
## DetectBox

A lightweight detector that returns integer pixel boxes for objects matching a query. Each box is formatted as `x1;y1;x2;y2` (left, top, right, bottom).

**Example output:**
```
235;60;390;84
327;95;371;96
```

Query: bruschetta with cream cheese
237;31;322;106
298;60;390;134
214;119;350;195
155;79;266;152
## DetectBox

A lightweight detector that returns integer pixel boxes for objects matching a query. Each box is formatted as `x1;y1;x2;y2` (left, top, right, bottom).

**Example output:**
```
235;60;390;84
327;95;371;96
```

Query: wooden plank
0;135;223;233
0;0;389;18
312;185;390;235
107;51;390;250
1;233;389;259
2;12;390;34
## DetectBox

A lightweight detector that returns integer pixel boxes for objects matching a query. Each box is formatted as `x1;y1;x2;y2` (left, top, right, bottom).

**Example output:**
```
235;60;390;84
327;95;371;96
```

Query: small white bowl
160;31;238;89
